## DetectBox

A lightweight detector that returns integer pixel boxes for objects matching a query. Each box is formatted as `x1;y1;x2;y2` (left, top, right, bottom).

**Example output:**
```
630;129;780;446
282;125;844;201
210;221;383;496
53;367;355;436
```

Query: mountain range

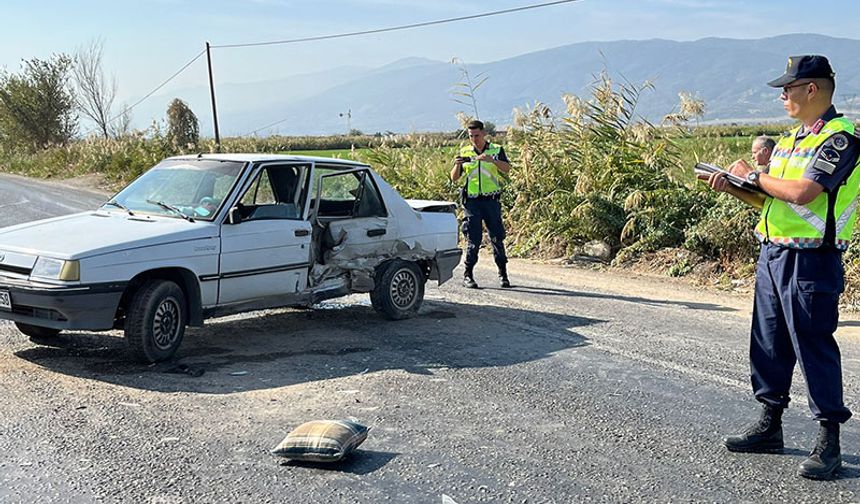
128;34;860;136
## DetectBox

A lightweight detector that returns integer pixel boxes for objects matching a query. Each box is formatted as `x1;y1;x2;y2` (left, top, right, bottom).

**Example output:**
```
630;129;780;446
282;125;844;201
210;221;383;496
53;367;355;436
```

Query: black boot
463;269;478;289
724;404;784;453
498;266;511;288
798;421;842;480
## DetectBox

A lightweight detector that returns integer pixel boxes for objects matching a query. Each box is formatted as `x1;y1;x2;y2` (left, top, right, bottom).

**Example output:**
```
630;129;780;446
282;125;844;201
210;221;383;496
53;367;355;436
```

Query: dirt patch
505;254;860;338
58;173;113;196
615;248;756;293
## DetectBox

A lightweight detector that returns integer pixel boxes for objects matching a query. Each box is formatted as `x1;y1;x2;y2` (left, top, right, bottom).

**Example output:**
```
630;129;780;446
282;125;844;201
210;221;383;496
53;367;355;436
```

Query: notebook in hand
694;162;766;194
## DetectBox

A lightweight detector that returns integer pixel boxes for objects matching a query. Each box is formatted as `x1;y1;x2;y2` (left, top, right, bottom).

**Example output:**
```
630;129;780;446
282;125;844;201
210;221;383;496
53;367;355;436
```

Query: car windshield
105;159;245;221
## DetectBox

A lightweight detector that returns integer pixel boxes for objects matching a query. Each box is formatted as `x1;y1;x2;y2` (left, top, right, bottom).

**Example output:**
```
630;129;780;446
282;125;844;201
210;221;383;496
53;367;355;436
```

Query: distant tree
112;103;133;138
348;128;364;136
72;39;121;139
166;98;199;149
0;54;77;151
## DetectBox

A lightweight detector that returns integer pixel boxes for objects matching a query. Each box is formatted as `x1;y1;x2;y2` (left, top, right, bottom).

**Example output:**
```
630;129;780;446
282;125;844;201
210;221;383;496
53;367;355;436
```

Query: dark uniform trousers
462;196;508;271
751;243;852;423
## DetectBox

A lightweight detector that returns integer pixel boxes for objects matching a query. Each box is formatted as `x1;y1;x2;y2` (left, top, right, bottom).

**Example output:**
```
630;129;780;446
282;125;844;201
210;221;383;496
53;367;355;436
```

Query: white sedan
0;154;461;362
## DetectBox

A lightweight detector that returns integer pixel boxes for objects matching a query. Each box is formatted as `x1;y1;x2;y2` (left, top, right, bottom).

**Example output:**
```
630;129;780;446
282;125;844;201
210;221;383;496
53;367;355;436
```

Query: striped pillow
271;420;369;462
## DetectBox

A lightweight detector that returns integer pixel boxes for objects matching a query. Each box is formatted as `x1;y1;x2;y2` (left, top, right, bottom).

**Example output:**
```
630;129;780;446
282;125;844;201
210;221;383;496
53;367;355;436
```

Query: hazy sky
2;0;858;105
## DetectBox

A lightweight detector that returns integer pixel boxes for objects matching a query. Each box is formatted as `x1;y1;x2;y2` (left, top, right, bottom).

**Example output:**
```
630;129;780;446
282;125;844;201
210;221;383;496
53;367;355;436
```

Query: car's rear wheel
124;280;186;363
16;322;61;345
371;260;425;320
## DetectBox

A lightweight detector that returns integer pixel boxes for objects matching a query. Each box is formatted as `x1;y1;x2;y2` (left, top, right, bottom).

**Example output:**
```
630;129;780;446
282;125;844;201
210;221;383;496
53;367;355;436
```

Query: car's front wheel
16;322;61;345
124;280;187;363
370;260;425;320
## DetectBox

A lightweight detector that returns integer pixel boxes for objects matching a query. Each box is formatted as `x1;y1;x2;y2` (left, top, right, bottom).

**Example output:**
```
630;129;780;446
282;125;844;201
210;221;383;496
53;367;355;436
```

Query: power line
81;49;206;137
212;0;581;49
233;0;581;136
245;116;292;136
110;49;206;124
81;0;581;138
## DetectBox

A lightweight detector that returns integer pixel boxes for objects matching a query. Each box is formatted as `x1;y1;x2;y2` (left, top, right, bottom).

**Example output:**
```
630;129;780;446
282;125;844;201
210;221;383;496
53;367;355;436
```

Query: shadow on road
14;299;599;395
280;450;398;475
775;448;860;480
482;284;739;313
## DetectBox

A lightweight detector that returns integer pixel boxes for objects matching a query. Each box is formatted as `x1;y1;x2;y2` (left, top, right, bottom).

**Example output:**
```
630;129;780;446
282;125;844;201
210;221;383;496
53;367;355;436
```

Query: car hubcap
390;269;418;309
153;297;181;350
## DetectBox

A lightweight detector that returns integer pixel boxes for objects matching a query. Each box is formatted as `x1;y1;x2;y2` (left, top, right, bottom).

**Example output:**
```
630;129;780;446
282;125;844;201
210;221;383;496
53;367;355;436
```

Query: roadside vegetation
2;52;860;306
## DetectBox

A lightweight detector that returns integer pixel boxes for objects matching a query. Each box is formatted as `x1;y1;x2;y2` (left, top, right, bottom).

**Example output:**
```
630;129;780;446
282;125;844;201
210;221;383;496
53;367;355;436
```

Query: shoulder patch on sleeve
814;157;837;174
830;133;850;151
820;147;841;163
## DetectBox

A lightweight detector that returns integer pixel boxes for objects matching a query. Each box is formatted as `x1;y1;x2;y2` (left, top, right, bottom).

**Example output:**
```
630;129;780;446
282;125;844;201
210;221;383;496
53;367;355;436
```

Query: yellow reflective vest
460;143;503;197
756;117;860;250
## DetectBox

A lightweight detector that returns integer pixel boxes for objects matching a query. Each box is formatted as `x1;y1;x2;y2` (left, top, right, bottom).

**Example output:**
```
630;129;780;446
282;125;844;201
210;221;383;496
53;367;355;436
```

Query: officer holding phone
450;119;512;289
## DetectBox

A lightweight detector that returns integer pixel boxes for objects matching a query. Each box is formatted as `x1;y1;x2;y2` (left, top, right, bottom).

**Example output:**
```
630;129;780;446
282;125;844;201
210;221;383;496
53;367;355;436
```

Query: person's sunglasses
781;81;813;97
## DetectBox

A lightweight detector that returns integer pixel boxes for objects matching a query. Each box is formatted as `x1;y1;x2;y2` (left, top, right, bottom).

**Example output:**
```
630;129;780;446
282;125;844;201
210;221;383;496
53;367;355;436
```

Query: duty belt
466;191;501;200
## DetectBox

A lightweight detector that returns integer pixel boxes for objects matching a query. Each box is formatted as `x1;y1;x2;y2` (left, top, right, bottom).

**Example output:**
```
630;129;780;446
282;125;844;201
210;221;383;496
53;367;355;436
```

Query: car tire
124;280;187;363
16;322;61;344
370;260;425;320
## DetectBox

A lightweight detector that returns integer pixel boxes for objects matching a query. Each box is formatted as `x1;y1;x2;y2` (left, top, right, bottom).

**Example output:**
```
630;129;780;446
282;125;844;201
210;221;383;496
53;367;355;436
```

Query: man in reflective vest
708;55;859;480
450;119;512;288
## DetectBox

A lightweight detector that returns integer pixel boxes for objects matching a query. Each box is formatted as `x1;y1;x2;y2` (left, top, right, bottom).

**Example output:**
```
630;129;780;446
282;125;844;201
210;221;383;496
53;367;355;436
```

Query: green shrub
503;73;688;258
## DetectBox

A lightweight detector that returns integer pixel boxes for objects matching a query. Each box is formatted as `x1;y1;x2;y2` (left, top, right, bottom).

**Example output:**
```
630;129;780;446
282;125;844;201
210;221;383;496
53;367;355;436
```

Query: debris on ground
271;419;369;463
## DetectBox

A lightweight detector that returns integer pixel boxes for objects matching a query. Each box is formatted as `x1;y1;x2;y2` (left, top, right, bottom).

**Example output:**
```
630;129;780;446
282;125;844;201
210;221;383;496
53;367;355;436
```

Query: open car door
311;167;394;266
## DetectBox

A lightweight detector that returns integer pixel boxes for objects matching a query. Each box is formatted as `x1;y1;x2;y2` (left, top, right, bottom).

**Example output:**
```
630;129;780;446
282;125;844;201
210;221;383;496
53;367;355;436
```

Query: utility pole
206;41;221;151
339;108;352;134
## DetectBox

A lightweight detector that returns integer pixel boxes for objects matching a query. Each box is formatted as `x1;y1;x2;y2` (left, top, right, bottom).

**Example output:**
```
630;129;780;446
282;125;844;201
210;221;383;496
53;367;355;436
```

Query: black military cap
767;55;835;87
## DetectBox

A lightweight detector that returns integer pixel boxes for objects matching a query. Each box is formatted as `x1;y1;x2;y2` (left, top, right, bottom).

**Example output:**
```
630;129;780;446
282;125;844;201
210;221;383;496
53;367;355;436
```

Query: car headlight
31;257;80;281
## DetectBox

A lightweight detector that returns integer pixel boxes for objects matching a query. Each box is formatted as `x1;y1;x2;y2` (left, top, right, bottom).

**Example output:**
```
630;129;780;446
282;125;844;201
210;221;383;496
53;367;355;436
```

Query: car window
109;160;244;221
317;169;386;219
241;170;276;206
236;164;307;221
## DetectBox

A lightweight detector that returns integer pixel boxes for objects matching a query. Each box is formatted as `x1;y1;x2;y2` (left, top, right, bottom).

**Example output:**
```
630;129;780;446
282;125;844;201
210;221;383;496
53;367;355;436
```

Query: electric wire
212;0;580;49
245;116;292;137
81;49;206;137
234;0;581;136
83;0;580;137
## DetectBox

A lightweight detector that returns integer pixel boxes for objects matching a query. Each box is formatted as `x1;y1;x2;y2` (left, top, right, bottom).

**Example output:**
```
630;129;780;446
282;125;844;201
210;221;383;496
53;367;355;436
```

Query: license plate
0;290;9;311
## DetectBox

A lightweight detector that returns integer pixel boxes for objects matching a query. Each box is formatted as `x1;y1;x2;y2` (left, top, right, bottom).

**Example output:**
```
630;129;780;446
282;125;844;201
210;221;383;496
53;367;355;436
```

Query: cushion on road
271;419;369;462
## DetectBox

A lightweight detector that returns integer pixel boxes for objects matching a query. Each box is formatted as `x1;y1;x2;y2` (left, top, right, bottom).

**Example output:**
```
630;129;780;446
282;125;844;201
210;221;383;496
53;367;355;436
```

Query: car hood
0;211;218;260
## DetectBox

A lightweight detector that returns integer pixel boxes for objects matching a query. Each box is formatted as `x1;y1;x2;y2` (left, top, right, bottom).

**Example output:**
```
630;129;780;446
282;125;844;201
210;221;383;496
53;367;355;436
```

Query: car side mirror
227;206;241;224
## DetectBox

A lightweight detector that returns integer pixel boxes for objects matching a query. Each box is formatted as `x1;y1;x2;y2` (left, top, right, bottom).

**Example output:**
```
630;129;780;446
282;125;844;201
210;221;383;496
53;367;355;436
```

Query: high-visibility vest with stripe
756;117;860;250
461;143;503;196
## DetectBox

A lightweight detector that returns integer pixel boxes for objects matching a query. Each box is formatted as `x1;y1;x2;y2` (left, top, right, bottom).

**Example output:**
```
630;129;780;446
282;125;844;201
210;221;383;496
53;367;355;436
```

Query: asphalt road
0;174;107;228
1;174;860;503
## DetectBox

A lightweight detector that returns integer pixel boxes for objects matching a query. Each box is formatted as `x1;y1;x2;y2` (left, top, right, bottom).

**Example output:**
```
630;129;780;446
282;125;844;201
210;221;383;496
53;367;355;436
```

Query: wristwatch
746;170;761;185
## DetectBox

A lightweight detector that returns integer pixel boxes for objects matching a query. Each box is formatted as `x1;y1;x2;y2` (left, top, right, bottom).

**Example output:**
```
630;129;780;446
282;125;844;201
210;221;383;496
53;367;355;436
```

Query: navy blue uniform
751;106;858;423
462;146;509;272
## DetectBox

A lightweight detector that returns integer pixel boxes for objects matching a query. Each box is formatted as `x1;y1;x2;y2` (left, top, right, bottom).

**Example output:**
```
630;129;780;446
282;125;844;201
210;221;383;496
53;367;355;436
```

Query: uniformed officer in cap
450;119;512;289
707;55;860;480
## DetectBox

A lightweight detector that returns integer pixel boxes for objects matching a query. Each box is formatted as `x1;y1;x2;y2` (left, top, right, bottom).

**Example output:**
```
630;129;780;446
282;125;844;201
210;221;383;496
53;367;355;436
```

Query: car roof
166;153;369;167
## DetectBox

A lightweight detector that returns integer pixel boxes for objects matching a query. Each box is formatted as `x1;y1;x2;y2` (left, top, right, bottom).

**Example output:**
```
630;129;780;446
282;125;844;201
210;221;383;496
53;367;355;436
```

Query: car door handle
367;228;386;237
294;229;310;237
